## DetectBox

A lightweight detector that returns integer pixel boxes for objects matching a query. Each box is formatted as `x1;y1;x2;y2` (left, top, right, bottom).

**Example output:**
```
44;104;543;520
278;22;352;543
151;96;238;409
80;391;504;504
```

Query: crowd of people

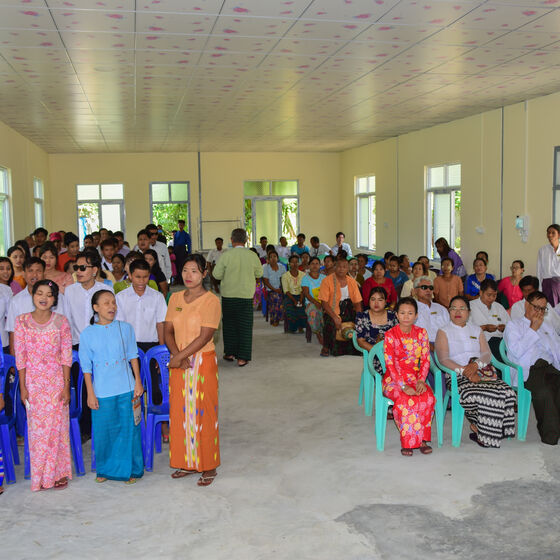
2;222;560;494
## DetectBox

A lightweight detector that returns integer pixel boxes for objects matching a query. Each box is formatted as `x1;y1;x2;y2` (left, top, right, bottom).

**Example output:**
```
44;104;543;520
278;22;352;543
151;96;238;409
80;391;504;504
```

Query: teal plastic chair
498;339;531;441
429;360;449;448
367;341;393;451
352;331;374;416
433;350;513;447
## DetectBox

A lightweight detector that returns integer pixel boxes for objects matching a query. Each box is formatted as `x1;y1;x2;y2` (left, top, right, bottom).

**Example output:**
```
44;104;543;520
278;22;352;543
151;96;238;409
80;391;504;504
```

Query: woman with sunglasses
434;295;516;448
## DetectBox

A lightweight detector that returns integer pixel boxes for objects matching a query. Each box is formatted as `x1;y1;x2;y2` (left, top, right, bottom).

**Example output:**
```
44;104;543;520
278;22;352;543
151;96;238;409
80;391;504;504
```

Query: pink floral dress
14;312;73;491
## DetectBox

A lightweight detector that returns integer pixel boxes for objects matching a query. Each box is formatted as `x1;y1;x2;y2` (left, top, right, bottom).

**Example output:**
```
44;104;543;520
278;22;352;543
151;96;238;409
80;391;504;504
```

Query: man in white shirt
504;291;560;445
510;275;560;335
275;237;291;260
254;236;268;261
330;231;353;257
7;257;65;354
64;251;113;348
207;237;226;293
469;278;509;358
309;236;331;258
413;276;449;349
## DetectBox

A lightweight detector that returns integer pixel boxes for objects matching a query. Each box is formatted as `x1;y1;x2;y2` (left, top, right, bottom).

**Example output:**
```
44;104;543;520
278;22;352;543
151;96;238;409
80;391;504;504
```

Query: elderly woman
281;254;307;333
319;258;362;357
435;295;516;448
400;261;426;298
383;297;435;456
465;258;494;301
301;257;325;344
362;261;398;307
536;224;560;306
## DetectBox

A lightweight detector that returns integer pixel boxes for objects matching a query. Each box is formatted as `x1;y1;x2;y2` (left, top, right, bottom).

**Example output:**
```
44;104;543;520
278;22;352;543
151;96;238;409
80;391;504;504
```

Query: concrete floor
2;313;559;559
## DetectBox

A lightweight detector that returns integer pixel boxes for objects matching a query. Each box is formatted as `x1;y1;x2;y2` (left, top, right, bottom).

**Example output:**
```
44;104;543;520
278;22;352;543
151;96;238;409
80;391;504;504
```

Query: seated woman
298;252;311;273
497;260;524;308
435;295;516;448
399;254;412;277
322;254;335;276
433;257;463;307
385;256;409;295
262;250;285;327
355;287;397;353
355;254;372;287
319;259;363;357
400;261;426;298
281;255;307;333
465;257;494;300
382;297;435;456
301;257;325;344
362;261;398;307
348;257;359;281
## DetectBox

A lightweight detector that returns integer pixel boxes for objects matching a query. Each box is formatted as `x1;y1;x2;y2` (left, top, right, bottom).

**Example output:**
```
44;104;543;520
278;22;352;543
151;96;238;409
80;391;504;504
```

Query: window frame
75;183;126;245
149;181;191;236
553;147;560;223
33;177;45;228
355;174;376;252
426;163;462;260
243;180;300;247
0;166;13;254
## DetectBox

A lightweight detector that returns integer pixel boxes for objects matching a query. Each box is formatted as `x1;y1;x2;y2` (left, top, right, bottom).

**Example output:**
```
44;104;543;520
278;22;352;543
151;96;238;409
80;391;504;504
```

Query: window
244;180;299;247
426;163;461;259
150;182;189;242
554;147;560;223
0;167;12;255
76;184;125;246
356;175;376;251
34;177;44;228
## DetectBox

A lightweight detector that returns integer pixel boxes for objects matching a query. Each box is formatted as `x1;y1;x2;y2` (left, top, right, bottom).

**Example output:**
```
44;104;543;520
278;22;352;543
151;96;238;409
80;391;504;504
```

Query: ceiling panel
1;0;560;152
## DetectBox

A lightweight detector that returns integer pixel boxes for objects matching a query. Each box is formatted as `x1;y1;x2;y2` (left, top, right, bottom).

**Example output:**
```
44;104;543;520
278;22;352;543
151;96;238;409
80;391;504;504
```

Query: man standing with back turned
213;228;263;367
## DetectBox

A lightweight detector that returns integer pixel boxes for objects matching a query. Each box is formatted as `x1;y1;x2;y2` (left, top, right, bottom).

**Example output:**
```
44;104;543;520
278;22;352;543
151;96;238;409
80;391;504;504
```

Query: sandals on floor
197;472;217;487
419;441;433;455
124;478;137;485
320;349;330;357
95;477;107;483
54;478;68;490
469;432;490;448
401;448;413;457
171;469;197;479
223;355;235;362
237;360;249;367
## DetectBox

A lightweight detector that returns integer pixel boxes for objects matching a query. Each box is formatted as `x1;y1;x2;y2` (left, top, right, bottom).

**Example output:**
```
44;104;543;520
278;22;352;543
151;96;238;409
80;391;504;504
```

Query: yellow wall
0;120;49;242
341;90;560;277
48;151;340;250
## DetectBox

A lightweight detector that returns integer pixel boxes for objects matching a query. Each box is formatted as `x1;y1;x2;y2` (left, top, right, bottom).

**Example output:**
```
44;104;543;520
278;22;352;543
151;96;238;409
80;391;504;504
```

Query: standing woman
497;260;524;308
39;242;74;294
8;246;26;289
262;250;285;327
383;297;435;456
0;257;23;295
281;254;307;333
165;254;221;487
537;224;560;306
301;257;326;344
80;290;144;484
111;253;126;283
144;248;169;298
15;280;72;491
435;237;466;278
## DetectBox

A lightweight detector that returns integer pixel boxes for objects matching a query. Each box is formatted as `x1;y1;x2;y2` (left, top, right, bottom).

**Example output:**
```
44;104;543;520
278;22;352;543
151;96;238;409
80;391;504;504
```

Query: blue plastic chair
143;345;170;472
498;339;532;441
0;354;21;484
367;341;393;451
352;332;374;416
433;350;513;447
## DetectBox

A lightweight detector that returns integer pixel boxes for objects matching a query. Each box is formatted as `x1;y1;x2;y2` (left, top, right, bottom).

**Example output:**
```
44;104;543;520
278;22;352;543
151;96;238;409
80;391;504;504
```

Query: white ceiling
1;0;560;153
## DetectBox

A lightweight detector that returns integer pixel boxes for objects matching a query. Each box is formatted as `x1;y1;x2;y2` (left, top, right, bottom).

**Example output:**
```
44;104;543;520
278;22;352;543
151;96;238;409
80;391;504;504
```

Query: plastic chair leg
0;424;16;484
375;400;389;451
24;423;30;479
155;422;162;454
10;427;19;465
364;375;374;417
451;399;465;448
517;390;531;441
145;414;155;472
70;418;85;476
358;371;364;406
140;417;147;463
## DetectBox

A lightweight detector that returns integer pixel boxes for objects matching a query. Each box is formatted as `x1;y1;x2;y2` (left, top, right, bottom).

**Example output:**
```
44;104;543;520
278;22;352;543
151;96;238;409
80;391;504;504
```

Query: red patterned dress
382;324;435;449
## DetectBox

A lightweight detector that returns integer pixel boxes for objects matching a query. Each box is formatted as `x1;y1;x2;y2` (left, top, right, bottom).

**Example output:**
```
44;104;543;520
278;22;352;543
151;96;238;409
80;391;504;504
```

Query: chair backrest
144;345;171;407
367;340;386;377
351;331;366;355
498;339;523;388
0;354;19;425
69;350;83;418
136;347;146;385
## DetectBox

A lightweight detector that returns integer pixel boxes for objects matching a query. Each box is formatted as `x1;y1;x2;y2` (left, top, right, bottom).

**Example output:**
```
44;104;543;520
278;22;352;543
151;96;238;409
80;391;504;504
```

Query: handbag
118;323;142;426
332;276;355;341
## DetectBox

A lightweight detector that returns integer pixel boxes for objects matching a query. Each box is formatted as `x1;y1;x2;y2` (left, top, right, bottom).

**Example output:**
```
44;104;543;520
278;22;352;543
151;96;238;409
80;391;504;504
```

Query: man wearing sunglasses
414;276;449;351
504;290;560;445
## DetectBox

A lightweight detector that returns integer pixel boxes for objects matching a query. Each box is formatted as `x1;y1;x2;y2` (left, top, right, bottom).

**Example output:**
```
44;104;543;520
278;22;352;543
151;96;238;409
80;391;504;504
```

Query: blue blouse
385;270;409;289
79;320;138;398
262;263;286;289
465;273;495;297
